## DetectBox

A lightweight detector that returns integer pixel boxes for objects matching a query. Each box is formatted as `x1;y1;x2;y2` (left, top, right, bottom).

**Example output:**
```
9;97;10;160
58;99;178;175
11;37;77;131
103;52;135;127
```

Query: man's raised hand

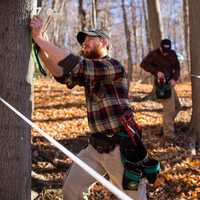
30;16;43;41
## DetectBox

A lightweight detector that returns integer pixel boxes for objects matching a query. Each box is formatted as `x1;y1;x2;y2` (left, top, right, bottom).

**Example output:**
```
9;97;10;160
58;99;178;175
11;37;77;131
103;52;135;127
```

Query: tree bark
131;0;138;67
142;0;151;51
188;0;200;144
99;1;111;31
146;0;162;97
79;0;87;30
92;0;97;28
146;0;162;49
138;6;145;61
0;0;32;199
121;0;133;89
52;0;67;47
183;0;190;73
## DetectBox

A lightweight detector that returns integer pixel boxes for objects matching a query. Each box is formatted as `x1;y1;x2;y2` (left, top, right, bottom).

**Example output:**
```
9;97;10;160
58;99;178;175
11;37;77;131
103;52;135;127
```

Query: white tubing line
191;74;200;79
0;97;133;200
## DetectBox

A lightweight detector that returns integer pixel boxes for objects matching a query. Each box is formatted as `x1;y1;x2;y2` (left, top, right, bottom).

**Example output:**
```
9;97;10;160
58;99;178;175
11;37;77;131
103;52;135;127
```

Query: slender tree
188;0;200;152
121;0;133;88
91;0;97;28
183;0;190;72
79;0;87;30
98;1;111;31
131;0;139;67
165;0;174;39
0;0;32;199
142;0;151;51
138;5;145;62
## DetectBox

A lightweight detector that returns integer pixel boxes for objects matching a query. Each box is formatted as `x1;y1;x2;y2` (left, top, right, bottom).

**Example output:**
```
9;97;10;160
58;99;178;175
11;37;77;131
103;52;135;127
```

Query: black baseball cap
77;29;110;45
160;39;171;52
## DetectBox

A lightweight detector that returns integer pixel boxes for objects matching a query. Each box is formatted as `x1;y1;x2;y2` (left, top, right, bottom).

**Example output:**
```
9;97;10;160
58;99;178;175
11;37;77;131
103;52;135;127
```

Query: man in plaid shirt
31;16;147;200
55;39;130;135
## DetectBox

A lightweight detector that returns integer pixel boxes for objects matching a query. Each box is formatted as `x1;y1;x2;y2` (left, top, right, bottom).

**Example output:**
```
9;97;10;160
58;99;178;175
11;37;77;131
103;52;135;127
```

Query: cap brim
77;31;97;45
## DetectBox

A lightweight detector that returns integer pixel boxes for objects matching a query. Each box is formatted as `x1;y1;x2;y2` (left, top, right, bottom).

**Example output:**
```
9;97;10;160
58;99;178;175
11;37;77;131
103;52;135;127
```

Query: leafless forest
0;1;199;200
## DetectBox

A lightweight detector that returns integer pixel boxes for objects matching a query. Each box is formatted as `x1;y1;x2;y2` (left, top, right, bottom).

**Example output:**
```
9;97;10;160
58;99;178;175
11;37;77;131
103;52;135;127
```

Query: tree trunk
165;0;174;39
139;6;145;62
0;1;32;199
79;0;86;30
99;1;111;31
131;0;138;68
142;0;151;51
52;0;68;47
188;0;200;145
146;0;162;98
183;0;190;73
92;0;97;28
146;0;162;49
121;0;133;89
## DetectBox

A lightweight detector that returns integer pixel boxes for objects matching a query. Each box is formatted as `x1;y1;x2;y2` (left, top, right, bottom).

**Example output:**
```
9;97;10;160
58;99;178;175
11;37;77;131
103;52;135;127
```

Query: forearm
34;36;68;64
172;61;180;81
39;49;63;77
141;62;157;75
140;53;157;75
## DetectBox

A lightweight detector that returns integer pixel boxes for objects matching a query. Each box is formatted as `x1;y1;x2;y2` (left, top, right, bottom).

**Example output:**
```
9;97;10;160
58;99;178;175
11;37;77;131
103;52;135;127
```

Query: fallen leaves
32;78;199;200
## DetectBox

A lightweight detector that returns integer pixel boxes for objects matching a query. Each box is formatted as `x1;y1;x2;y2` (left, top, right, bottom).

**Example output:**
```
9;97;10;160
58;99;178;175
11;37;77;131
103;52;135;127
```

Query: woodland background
0;0;199;200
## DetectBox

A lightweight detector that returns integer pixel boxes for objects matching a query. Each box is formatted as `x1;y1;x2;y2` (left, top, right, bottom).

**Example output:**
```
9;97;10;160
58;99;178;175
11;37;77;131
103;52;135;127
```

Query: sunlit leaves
32;79;199;200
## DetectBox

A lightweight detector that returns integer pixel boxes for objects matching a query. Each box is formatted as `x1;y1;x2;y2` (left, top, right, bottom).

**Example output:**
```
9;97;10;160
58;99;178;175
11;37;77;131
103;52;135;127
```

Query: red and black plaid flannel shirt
54;54;133;134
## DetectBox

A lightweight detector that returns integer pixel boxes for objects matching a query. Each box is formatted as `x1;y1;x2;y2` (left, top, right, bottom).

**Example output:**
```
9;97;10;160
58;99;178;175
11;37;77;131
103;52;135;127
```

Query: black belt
89;132;121;153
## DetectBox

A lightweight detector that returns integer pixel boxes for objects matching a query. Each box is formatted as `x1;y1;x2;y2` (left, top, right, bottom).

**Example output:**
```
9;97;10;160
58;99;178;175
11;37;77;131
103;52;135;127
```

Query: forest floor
31;78;199;200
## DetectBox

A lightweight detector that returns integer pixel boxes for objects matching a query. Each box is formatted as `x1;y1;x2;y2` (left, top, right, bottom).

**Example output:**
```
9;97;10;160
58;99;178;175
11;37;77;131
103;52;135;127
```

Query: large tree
144;0;162;97
188;0;200;152
146;0;162;48
0;0;32;199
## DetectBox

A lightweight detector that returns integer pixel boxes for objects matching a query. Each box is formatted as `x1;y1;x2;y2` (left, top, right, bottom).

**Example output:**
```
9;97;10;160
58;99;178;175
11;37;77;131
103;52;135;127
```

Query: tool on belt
156;77;171;99
119;110;160;190
89;109;160;190
32;42;47;76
